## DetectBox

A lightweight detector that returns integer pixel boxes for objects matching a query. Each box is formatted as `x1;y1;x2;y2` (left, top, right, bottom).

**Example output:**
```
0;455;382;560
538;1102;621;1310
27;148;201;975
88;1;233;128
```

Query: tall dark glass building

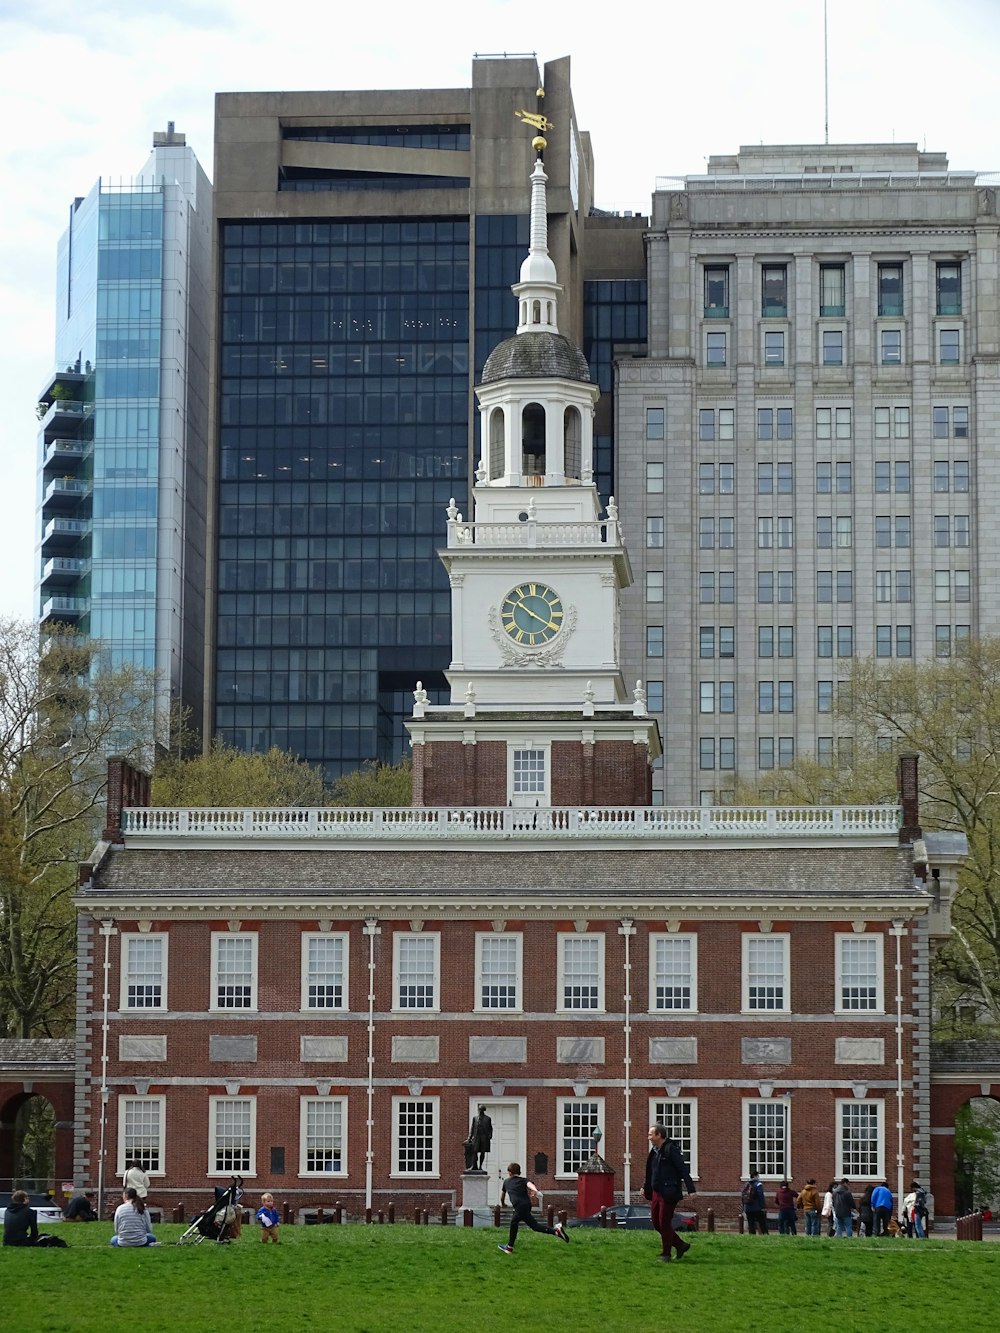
209;57;646;777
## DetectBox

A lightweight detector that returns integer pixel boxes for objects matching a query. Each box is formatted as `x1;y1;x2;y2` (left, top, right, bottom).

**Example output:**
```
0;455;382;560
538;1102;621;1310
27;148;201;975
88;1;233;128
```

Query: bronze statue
467;1105;493;1170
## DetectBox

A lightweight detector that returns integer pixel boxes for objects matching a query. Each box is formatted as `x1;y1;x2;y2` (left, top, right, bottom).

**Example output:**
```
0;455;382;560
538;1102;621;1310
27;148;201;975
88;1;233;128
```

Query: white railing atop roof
446;519;616;549
120;804;900;841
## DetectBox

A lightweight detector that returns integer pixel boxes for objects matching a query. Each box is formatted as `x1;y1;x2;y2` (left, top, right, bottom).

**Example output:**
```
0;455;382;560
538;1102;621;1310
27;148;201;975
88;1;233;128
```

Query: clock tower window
488;409;504;480
509;745;548;806
564;406;582;481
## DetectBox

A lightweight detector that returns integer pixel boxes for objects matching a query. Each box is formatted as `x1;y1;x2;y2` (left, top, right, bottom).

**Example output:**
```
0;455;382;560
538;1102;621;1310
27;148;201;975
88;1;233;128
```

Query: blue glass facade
584;277;648;505
40;183;165;675
214;218;472;773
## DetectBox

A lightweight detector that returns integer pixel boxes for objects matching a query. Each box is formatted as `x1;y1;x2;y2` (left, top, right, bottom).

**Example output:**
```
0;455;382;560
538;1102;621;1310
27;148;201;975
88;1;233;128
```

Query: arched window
489;409;505;480
522;402;546;476
546;301;554;325
520;301;527;325
564;407;582;480
532;300;541;324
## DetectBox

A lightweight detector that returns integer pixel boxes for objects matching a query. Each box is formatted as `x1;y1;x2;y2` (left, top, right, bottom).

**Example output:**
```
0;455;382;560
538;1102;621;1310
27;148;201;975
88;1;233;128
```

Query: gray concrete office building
616;143;1000;804
207;55;646;777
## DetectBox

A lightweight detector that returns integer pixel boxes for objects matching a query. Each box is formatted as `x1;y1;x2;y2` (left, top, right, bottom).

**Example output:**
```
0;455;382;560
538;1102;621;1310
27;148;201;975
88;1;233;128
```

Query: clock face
500;582;564;646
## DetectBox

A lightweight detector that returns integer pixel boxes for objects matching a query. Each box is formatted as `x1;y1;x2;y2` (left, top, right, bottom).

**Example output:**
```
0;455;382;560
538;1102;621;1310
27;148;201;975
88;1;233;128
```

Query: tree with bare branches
0;617;154;1036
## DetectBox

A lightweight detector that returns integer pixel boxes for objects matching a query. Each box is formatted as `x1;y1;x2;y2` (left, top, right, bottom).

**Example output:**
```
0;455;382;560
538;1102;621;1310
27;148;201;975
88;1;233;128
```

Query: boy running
498;1162;569;1254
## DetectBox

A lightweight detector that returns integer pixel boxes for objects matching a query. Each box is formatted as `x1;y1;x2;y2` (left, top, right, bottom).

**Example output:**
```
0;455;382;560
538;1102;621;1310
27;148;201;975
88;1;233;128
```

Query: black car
570;1203;697;1231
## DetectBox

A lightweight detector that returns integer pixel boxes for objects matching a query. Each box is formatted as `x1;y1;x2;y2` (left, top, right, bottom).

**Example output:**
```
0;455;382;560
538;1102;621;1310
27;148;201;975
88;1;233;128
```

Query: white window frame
742;933;790;1013
508;742;550;806
557;1097;605;1178
836;1098;884;1179
392;1096;440;1177
835;933;884;1014
392;931;441;1013
210;932;258;1012
557;932;605;1013
648;933;698;1013
117;1094;166;1176
649;1097;699;1178
474;932;523;1013
743;1098;790;1180
208;1095;256;1178
299;1096;348;1176
119;932;168;1011
300;931;349;1011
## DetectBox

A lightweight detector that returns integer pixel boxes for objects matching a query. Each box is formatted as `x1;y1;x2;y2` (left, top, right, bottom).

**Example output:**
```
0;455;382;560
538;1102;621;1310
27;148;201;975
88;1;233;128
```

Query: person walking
871;1181;893;1236
832;1179;855;1237
110;1188;158;1247
775;1181;798;1235
821;1181;836;1237
497;1163;569;1254
255;1192;280;1243
903;1181;928;1238
741;1172;768;1235
643;1123;696;1261
122;1159;150;1200
798;1179;821;1236
858;1184;875;1237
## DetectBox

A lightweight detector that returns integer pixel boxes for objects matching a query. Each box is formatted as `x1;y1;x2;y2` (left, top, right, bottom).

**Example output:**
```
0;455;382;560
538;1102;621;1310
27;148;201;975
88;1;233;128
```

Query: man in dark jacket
643;1124;696;1261
832;1179;856;1237
3;1191;39;1246
742;1172;768;1234
65;1191;98;1222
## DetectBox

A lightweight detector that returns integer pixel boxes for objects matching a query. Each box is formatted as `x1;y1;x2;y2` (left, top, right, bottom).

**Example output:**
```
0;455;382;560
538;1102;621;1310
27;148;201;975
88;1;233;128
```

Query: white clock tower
407;125;659;809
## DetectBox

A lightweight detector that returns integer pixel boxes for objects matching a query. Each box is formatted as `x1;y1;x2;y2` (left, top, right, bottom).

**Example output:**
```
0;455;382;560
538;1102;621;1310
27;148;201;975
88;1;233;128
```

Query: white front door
473;1099;525;1205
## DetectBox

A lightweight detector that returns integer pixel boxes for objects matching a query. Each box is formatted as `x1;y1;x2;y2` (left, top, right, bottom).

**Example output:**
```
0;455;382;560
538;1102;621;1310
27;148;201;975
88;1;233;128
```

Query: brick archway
0;1040;75;1197
931;1075;1000;1216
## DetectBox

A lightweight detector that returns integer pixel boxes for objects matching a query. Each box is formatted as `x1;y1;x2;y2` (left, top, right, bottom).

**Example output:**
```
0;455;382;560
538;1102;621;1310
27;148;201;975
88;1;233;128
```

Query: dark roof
89;844;914;902
481;332;591;385
932;1039;1000;1074
0;1039;74;1068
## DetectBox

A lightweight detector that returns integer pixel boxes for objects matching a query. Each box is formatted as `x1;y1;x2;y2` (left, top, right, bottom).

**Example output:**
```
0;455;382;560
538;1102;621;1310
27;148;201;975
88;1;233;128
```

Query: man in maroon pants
643;1124;696;1261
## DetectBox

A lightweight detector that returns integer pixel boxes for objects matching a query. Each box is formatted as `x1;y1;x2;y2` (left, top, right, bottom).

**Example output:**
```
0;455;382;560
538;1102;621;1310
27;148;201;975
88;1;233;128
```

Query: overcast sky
1;0;998;621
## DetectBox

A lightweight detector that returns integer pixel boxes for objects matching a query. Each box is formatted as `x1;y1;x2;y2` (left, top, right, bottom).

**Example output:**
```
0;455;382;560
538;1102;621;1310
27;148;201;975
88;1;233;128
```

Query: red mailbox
575;1129;614;1218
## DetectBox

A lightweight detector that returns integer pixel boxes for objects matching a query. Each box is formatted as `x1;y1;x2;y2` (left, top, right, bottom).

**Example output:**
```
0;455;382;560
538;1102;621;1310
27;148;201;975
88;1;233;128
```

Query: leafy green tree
954;1097;1000;1213
0;618;154;1037
327;757;412;807
152;739;325;807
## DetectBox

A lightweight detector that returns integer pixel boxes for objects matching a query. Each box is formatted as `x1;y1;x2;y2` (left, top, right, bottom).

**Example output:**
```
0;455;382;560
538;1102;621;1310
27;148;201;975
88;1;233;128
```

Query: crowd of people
741;1172;932;1237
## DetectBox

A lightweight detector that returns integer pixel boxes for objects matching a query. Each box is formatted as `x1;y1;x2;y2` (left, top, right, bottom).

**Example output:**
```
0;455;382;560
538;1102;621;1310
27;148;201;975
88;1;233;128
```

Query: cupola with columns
407;99;660;809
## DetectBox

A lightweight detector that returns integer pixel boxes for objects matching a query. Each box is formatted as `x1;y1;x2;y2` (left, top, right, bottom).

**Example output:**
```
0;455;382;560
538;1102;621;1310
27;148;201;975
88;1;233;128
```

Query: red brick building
72;140;973;1222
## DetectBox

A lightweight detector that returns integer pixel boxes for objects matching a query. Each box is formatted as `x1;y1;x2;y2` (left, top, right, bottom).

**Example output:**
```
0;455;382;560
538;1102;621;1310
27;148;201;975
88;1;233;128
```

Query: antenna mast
824;0;829;145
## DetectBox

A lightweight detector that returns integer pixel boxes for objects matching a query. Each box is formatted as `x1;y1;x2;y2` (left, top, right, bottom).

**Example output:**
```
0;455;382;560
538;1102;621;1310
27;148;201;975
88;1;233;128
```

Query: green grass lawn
2;1223;998;1332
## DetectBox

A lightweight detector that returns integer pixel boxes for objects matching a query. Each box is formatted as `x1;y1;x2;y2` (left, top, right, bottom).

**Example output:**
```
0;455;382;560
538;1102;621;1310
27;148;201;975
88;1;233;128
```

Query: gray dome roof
481;331;591;385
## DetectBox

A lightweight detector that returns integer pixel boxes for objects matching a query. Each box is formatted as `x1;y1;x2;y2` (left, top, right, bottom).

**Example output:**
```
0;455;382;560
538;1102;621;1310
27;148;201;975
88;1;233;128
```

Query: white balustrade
120;804;900;842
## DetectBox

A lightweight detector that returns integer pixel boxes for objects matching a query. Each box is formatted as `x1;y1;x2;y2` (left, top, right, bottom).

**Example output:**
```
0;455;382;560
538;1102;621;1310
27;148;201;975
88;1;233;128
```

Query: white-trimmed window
836;934;883;1012
509;745;549;806
300;1097;347;1175
118;1095;165;1175
558;1097;604;1176
393;1097;438;1176
475;932;522;1011
394;932;440;1012
744;1099;789;1179
649;934;697;1012
837;1099;883;1179
743;933;790;1012
558;933;604;1012
209;1096;255;1176
301;932;349;1011
211;933;257;1011
120;933;167;1010
650;1098;698;1178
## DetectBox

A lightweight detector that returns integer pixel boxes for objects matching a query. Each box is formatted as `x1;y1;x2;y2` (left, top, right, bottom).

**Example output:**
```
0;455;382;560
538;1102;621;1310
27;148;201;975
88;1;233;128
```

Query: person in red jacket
775;1181;799;1234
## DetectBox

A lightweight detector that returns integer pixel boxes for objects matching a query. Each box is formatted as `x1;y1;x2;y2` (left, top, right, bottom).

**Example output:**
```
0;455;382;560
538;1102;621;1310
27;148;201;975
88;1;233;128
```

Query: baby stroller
177;1177;244;1245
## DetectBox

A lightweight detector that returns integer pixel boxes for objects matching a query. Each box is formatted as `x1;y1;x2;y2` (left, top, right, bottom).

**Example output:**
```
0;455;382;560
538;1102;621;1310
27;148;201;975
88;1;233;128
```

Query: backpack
740;1180;758;1208
36;1234;68;1248
914;1187;927;1214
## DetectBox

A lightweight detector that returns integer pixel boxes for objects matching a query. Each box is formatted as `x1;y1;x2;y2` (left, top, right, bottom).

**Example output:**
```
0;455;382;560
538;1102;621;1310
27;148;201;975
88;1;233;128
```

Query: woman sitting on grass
110;1187;159;1247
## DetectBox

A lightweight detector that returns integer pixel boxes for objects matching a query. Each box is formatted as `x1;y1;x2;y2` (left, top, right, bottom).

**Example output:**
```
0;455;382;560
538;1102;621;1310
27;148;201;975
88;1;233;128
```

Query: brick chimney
897;752;921;845
102;757;151;842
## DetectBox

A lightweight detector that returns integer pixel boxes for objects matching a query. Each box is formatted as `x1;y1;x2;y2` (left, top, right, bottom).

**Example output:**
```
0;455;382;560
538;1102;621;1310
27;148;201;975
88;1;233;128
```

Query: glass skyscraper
36;128;211;733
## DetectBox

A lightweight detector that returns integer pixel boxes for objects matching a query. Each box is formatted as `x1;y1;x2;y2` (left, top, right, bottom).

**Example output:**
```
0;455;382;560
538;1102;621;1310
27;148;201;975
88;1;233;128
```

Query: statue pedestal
460;1169;489;1211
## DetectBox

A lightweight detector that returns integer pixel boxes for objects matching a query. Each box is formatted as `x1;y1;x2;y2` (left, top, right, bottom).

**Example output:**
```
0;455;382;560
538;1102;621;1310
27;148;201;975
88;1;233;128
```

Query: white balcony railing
446;519;615;549
120;804;901;842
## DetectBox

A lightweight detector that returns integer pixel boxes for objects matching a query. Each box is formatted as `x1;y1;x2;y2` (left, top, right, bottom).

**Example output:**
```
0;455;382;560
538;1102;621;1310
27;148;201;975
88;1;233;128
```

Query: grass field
2;1222;998;1332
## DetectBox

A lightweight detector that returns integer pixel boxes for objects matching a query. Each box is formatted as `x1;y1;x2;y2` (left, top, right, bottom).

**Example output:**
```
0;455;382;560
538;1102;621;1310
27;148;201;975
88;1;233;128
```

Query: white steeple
512;159;561;334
